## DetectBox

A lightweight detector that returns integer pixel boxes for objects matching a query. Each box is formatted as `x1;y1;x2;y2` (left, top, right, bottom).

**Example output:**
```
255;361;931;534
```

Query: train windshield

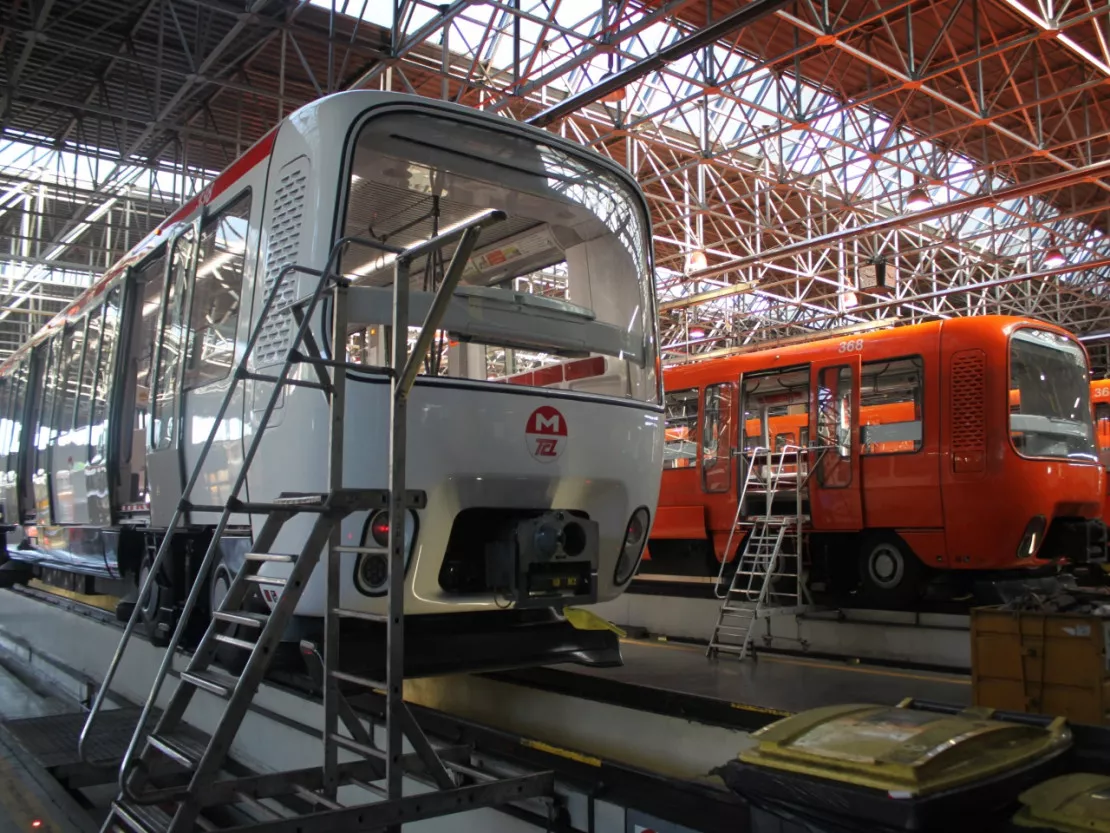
338;109;657;403
1009;328;1097;462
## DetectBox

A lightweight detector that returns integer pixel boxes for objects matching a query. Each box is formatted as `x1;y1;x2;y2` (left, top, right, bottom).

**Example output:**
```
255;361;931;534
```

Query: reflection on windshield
1010;328;1097;462
338;110;658;403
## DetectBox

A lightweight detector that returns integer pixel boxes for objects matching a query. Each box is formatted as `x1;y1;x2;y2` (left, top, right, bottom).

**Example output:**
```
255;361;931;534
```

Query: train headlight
355;509;417;596
1018;515;1047;559
614;508;650;586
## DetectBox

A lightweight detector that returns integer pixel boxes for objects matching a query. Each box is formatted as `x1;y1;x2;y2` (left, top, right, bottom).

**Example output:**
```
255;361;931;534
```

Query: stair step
213;610;269;628
246;552;295;563
148;731;208;769
181;668;239;698
708;643;747;654
713;626;753;635
246;574;288;587
331;669;387;690
214;633;257;651
333;608;388;623
111;800;173;833
330;732;387;760
334;545;388;555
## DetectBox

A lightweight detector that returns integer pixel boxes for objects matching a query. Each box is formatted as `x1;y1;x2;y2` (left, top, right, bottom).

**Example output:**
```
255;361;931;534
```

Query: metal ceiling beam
525;0;795;128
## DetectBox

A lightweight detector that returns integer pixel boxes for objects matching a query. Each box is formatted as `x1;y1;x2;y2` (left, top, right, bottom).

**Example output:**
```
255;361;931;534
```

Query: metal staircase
81;210;553;832
707;445;811;660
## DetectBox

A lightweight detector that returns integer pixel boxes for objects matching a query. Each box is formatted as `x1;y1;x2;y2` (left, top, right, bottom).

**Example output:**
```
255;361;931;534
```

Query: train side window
859;355;924;455
816;364;853;488
73;306;103;446
774;432;793;452
664;388;698;469
90;288;121;461
185;191;251;389
55;325;81;447
1096;402;1110;468
33;336;62;479
702;382;734;492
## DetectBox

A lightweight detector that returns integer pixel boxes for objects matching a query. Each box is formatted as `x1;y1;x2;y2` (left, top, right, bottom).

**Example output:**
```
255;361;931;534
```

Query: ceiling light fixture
1044;244;1066;269
906;184;931;211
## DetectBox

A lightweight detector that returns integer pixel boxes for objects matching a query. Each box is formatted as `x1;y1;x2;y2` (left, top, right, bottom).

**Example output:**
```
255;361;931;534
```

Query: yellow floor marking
621;636;969;685
520;739;602;767
28;580;119;613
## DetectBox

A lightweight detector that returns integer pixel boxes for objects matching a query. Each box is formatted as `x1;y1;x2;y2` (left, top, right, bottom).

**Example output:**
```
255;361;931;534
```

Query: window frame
858;353;925;458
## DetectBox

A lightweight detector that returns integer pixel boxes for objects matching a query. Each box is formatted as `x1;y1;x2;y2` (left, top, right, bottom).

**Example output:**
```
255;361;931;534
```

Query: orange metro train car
647;315;1106;605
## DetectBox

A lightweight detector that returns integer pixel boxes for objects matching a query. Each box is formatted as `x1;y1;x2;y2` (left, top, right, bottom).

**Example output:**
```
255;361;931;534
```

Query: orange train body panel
1091;379;1110;521
651;315;1105;583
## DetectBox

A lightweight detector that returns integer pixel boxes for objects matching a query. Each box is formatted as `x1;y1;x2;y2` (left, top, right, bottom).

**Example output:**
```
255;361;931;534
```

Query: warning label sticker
525;405;567;462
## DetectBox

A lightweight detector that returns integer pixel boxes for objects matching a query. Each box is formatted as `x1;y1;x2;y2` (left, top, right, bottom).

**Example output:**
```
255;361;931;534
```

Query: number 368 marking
838;339;864;354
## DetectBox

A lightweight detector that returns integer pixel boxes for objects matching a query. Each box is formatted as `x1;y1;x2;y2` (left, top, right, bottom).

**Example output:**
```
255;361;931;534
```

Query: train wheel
137;558;171;647
857;533;922;607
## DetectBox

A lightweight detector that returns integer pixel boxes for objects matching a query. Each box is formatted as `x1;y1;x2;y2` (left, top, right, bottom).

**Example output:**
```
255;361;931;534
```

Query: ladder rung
239;370;330;391
713;626;752;635
293;784;344;811
214;633;257;651
333;545;387;554
708;643;747;654
181;669;238;698
112;800;172;833
246;552;295;563
213;610;269;628
331;669;387;690
330;732;387;760
246;574;288;587
270;493;328;506
333;608;387;623
147;732;207;770
293;353;391;375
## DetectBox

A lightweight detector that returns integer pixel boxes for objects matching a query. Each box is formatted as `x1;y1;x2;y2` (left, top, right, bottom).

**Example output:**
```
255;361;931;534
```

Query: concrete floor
571;639;972;713
0;659;95;832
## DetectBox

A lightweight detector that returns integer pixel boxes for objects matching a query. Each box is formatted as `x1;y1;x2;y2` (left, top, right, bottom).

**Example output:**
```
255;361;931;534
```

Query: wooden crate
971;606;1110;725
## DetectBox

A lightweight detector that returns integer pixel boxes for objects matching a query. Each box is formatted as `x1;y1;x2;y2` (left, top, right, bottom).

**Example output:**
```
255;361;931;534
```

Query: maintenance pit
0;582;1090;833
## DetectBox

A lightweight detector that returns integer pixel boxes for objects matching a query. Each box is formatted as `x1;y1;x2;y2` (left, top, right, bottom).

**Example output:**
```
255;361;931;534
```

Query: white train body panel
0;91;663;625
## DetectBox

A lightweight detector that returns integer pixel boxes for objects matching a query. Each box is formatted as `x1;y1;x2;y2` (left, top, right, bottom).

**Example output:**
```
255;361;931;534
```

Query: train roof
662;315;1081;389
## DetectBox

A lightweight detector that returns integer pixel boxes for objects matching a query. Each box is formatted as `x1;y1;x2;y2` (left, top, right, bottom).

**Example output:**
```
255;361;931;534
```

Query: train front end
251;93;662;670
946;320;1105;573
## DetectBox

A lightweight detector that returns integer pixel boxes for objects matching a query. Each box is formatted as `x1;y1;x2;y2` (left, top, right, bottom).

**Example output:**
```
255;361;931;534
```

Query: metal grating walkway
3;708;149;768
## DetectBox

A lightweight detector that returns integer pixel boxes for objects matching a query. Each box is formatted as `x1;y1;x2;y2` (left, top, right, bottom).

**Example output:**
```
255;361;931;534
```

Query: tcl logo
525;406;567;463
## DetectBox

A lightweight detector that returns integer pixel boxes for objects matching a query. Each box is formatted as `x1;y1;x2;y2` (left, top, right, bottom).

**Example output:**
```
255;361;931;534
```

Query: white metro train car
0;91;662;670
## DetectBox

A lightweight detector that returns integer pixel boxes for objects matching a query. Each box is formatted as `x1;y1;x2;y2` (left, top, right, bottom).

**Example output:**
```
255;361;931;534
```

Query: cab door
809;355;863;530
147;224;198;526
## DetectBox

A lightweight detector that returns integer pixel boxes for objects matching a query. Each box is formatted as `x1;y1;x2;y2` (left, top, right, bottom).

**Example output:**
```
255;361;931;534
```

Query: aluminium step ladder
708;446;811;660
84;211;553;833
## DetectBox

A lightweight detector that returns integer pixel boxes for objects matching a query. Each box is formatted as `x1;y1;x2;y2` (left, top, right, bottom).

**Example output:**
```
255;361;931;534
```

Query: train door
809;355;863;531
113;253;167;514
147;227;198;526
179;190;254;521
738;366;809;514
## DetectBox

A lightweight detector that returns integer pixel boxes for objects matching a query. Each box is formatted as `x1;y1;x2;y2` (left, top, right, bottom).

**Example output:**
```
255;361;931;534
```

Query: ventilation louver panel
950;349;986;473
254;160;309;368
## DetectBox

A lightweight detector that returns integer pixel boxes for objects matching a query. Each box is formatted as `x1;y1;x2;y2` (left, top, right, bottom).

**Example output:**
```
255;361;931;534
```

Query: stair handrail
79;216;501;766
714;446;765;599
